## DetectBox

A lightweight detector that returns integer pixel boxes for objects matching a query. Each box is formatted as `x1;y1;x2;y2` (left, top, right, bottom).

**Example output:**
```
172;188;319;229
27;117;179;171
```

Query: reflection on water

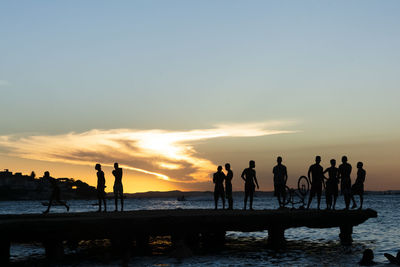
2;194;399;266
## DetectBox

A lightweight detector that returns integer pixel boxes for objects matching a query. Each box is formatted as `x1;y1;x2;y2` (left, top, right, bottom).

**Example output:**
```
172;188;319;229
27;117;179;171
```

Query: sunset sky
0;1;399;192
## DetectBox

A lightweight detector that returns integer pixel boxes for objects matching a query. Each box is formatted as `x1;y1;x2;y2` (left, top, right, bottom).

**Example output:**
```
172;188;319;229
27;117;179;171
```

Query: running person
112;163;123;211
213;166;226;209
307;156;324;210
241;160;259;210
43;171;69;214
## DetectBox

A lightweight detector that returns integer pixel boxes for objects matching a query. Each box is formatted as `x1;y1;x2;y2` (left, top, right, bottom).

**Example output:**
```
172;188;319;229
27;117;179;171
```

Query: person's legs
333;195;337;210
307;191;313;209
103;196;107;212
249;189;254;210
317;191;321;210
243;190;248;210
222;192;225;210
98;196;102;212
359;194;363;210
344;194;350;210
43;198;53;214
351;194;357;209
214;191;218;210
120;193;124;211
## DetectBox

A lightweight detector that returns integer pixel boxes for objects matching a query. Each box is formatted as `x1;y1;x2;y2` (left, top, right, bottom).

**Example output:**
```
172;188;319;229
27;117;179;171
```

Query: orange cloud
0;121;296;183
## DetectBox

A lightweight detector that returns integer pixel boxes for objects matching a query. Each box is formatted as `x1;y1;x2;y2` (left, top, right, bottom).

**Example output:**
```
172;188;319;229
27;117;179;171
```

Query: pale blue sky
0;1;399;191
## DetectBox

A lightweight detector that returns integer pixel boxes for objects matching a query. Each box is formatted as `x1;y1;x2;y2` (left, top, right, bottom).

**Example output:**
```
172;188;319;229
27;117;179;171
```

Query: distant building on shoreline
0;169;97;200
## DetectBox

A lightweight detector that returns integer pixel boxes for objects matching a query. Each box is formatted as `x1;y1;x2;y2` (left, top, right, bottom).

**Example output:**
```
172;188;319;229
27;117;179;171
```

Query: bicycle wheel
297;176;310;197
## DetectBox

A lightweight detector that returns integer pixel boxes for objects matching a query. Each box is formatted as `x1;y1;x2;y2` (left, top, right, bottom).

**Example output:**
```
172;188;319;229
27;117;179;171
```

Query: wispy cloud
0;121;297;183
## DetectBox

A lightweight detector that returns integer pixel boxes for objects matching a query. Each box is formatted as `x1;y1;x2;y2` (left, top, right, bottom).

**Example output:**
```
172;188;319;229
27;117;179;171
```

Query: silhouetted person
384;250;400;265
241;160;259;210
338;156;352;210
213;166;225;209
43;171;69;214
273;156;288;208
95;164;107;212
112;163;123;211
359;249;375;266
225;163;233;210
307;156;324;210
351;162;366;210
323;159;339;210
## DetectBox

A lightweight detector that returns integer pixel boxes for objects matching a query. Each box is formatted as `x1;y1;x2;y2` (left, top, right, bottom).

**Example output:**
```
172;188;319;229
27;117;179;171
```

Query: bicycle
283;176;310;209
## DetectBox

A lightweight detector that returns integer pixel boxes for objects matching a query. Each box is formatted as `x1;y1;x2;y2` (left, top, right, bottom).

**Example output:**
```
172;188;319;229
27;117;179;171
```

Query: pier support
135;233;150;254
171;232;199;258
201;231;226;248
339;225;353;246
268;226;286;249
43;240;64;259
0;240;10;264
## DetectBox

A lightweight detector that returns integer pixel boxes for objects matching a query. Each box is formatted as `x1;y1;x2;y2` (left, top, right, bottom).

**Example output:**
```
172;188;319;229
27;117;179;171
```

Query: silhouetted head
217;166;223;172
357;162;363;168
114;163;119;169
342;156;348;163
225;163;231;171
44;171;50;178
330;159;336;167
249;160;255;168
315;156;321;164
95;163;101;171
277;156;282;164
360;249;374;265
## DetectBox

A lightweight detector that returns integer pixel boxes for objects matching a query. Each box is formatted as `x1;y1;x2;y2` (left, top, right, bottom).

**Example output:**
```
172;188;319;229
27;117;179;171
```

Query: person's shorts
113;183;123;195
97;188;106;198
274;183;286;197
245;183;255;194
326;180;338;197
351;183;364;195
310;182;322;197
214;186;225;198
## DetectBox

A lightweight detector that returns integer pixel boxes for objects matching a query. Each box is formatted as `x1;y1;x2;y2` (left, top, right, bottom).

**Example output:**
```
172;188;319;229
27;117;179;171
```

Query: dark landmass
0;169;96;200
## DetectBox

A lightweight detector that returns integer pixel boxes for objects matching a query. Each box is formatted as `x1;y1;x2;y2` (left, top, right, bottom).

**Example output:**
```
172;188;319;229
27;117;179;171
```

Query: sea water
0;194;398;266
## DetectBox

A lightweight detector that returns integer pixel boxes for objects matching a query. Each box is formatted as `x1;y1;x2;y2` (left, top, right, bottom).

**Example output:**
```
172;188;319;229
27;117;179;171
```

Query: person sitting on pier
338;156;352;210
241;160;259;210
273;156;288;208
213;166;226;209
225;163;234;210
307;156;324;210
323;159;339;210
351;162;366;210
43;171;70;214
384;250;400;265
95;164;107;212
112;163;124;212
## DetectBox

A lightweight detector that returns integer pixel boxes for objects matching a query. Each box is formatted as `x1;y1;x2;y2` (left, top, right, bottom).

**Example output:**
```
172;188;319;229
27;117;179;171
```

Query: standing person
213;166;226;210
43;171;69;214
112;163;124;211
323;159;339;210
273;156;288;208
338;156;352;210
95;164;107;212
351;162;366;210
225;163;233;210
241;160;259;210
306;156;324;210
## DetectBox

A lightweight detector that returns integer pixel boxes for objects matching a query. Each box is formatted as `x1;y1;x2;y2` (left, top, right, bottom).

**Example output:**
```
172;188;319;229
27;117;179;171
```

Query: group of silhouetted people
213;161;260;210
212;155;366;211
42;163;124;214
95;163;124;212
306;155;366;210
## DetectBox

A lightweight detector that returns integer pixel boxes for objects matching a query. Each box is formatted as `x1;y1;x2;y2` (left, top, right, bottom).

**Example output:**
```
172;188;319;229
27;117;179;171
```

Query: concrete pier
0;208;377;262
